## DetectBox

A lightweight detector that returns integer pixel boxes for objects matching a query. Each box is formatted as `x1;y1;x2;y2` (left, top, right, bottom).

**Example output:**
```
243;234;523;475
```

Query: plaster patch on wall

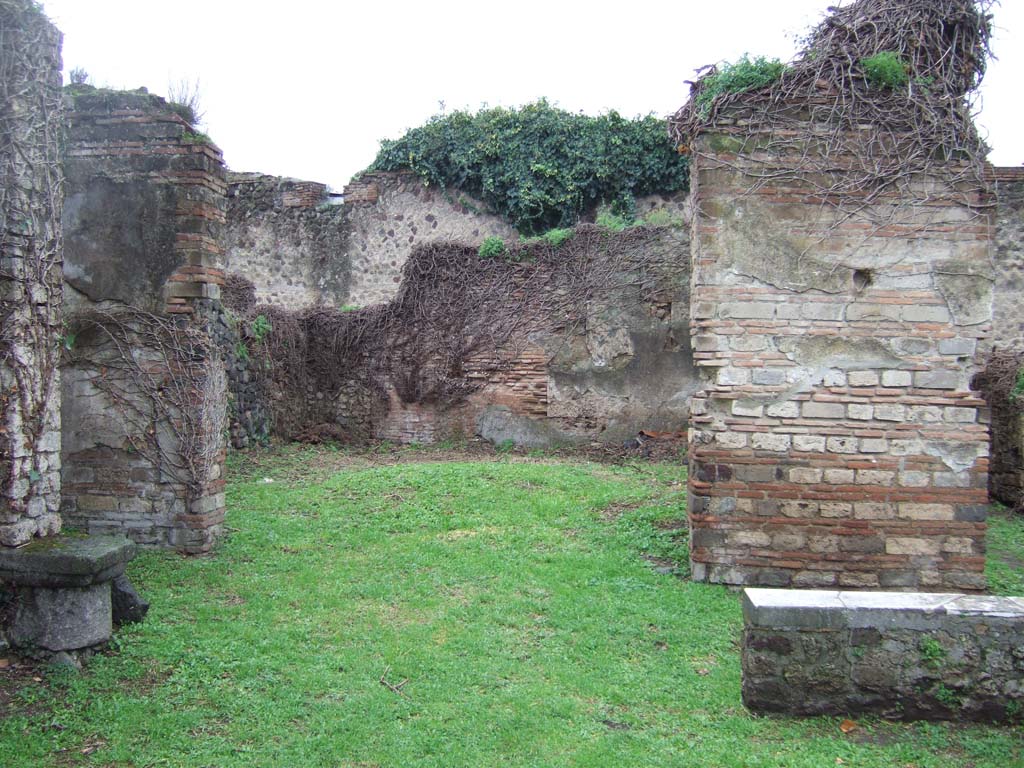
778;336;904;370
923;440;987;473
933;259;995;326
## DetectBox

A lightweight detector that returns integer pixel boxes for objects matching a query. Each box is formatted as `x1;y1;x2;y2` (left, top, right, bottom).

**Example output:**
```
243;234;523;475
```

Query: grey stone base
0;534;139;654
9;583;111;651
741;589;1024;722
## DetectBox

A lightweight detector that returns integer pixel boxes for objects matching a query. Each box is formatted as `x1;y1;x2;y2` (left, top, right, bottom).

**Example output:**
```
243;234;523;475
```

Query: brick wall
238;226;698;448
61;88;228;553
0;2;65;547
688;129;993;591
373;346;550;444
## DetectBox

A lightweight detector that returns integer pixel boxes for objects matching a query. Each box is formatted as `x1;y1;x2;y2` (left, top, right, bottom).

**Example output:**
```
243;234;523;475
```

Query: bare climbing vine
228;225;683;439
64;309;226;496
973;351;1024;513
0;0;64;509
670;0;996;229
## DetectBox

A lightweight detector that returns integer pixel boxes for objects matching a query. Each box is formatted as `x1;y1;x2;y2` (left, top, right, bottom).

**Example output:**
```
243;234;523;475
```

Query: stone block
733;531;772;548
857;470;895;485
793;435;826;452
741;588;848;630
802;303;844;321
902;305;951;323
803;401;845;419
716;432;748;449
846;303;900;321
790;468;823;484
913;370;962;390
0;534;136;588
766;401;800;418
826;436;859;453
874;404;906;422
847;404;873;420
885;537;941;556
897;503;955;521
860;438;888;453
938;338;976;356
732;401;764;417
824;468;856;484
881;369;912;387
720;301;776;319
9;583;111;651
750;433;791;452
111;574;150;624
847;371;880;387
752;369;787;386
717;367;750;386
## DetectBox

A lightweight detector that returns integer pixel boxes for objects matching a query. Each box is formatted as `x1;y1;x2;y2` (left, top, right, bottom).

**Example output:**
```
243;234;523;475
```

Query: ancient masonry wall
61;89;228;553
741;588;1024;722
224;169;693;313
225;226;699;448
992;167;1024;354
222;173;350;307
339;172;518;306
0;3;65;547
987;168;1024;510
688;130;993;592
223;171;517;310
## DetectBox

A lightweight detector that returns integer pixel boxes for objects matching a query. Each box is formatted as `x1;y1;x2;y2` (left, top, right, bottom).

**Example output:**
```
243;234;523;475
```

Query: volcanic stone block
741;588;1024;721
0;534;139;653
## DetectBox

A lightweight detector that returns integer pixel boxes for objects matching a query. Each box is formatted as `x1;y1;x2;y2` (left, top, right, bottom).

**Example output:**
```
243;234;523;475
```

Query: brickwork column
61;89;228;553
688;127;994;591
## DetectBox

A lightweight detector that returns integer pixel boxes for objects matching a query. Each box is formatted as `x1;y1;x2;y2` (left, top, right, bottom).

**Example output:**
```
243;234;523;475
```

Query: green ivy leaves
369;100;688;234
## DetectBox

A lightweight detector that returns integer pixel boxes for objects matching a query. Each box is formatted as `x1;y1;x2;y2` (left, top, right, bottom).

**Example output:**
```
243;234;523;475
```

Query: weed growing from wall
671;0;995;230
692;55;786;119
861;51;910;89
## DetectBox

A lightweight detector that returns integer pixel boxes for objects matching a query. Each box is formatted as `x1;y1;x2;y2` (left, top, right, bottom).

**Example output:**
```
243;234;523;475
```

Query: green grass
987;504;1024;596
0;450;1021;767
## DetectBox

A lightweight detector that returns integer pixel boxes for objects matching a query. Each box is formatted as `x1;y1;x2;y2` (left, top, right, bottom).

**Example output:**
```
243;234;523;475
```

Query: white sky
42;0;1023;191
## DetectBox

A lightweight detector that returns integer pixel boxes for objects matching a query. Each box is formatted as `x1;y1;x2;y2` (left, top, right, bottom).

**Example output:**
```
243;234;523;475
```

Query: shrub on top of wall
367;100;689;234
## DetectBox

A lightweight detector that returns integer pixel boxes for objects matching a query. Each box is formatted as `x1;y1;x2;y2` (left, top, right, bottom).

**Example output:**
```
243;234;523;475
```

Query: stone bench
0;534;146;660
741;588;1024;722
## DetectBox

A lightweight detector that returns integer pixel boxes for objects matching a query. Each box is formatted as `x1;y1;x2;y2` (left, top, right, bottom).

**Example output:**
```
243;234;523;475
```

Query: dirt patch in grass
0;658;50;719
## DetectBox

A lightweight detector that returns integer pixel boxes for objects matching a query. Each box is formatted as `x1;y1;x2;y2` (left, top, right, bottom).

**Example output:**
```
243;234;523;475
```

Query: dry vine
64;309;226;497
973;352;1023;512
670;0;996;232
0;0;64;515
229;225;681;440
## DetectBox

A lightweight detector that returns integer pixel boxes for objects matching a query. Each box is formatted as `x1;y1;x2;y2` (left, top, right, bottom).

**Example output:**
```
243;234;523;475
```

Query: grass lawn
0;444;1022;767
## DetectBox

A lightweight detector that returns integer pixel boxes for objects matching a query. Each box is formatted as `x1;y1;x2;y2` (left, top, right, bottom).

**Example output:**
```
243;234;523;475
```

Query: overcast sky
42;1;1023;191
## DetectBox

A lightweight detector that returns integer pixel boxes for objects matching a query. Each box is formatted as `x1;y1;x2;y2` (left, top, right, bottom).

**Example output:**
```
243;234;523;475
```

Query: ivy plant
367;100;688;234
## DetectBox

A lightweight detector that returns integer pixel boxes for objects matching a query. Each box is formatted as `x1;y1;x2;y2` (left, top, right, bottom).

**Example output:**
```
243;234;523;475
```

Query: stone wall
222;173;350;307
992;167;1024;353
60;88;228;553
985;168;1024;510
741;588;1024;722
688;128;993;592
341;172;519;307
0;2;65;547
230;225;698;448
224;170;517;310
